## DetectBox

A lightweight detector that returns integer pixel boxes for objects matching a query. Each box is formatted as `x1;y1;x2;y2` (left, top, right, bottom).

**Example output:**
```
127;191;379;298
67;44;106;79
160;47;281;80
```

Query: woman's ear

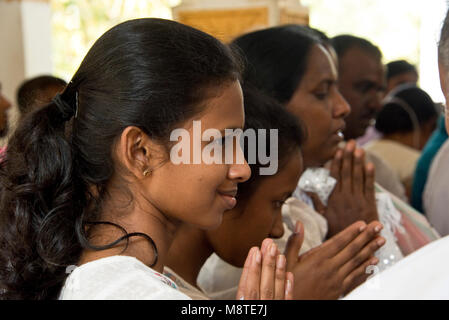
115;126;153;179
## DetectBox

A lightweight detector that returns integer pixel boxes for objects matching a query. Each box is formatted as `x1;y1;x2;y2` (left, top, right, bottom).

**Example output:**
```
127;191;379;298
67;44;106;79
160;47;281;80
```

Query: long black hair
230;25;323;104
0;18;241;300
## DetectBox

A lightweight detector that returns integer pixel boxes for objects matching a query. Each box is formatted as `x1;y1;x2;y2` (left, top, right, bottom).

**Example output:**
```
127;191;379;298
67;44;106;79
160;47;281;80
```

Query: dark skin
312;140;378;237
167;150;385;299
337;47;385;140
285;45;379;236
386;71;418;95
78;82;248;281
286;44;350;168
285;220;384;299
80;81;294;300
167;152;303;299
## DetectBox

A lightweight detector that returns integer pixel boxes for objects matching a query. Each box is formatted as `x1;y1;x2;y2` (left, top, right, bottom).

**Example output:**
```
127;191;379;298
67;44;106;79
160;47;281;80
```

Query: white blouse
59;255;191;300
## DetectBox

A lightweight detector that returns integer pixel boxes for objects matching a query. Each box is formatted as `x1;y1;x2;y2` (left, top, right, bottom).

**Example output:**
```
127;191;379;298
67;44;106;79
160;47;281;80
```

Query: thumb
306;192;326;216
285;221;304;271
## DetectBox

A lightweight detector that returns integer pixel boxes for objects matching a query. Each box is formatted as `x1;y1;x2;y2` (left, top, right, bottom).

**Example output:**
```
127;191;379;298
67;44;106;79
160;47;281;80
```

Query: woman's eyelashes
273;200;285;209
273;195;291;209
314;91;328;100
313;82;331;100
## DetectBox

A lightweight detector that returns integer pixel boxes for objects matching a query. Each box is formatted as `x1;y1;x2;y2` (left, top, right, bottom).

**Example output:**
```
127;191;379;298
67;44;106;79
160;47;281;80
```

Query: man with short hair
386;59;418;94
330;35;407;201
331;35;386;141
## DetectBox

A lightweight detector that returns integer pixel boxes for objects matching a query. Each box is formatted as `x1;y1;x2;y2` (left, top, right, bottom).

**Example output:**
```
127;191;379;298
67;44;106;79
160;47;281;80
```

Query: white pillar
0;0;53;143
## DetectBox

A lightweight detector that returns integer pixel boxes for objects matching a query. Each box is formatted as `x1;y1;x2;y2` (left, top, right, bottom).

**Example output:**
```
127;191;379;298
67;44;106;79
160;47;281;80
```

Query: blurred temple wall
172;0;309;43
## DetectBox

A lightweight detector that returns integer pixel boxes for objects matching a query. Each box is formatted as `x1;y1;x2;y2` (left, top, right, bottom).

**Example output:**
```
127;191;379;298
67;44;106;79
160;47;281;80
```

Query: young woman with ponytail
0;18;291;300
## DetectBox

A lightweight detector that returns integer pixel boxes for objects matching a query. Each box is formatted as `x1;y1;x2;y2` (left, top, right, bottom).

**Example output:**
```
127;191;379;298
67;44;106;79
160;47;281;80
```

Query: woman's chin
303;143;340;168
196;212;224;231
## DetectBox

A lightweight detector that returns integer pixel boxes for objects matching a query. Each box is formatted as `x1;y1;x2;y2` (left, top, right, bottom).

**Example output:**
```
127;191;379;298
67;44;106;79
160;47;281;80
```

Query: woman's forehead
304;45;337;83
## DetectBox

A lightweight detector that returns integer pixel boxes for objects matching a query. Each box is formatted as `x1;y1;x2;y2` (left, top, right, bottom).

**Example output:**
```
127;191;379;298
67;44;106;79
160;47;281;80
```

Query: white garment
59;255;191;300
364;139;420;188
295;168;404;272
196;254;242;300
197;168;410;299
344;235;449;299
281;197;328;254
424;139;449;237
364;150;408;202
163;266;210;300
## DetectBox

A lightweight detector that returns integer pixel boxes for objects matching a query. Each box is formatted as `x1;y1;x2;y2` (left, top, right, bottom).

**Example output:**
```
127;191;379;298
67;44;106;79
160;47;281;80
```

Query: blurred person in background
16;75;67;119
386;59;419;94
365;84;438;199
331;35;385;141
331;35;407;201
411;111;447;213
344;10;449;298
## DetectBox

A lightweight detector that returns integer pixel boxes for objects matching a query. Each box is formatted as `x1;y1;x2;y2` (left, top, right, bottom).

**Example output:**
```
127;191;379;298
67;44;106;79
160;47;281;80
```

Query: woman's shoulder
163;266;210;300
59;255;191;300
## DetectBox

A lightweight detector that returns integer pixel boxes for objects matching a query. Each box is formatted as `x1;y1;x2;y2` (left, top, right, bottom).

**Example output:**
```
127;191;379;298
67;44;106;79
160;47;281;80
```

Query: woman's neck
165;224;214;289
78;188;179;274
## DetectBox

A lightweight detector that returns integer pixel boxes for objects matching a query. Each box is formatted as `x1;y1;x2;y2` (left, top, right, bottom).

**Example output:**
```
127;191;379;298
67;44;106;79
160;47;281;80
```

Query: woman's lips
218;189;238;210
332;128;344;142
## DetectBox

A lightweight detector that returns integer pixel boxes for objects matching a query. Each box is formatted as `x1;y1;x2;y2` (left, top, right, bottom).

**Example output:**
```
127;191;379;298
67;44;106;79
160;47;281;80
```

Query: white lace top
59;255;191;300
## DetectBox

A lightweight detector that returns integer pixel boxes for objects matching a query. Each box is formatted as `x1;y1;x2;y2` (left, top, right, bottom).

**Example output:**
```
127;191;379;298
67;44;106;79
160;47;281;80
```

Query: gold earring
143;168;152;177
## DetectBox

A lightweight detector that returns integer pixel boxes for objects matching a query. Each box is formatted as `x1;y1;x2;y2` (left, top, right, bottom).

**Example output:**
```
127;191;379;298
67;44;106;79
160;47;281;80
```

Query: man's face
337;47;385;140
0;83;12;137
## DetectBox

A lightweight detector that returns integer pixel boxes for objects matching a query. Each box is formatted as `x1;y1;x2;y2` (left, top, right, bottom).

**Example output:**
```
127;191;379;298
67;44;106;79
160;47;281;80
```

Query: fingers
330;148;343;187
238;241;292;300
285;221;304;271
339;234;385;277
352;148;365;195
318;220;367;257
364;162;376;203
260;238;272;257
236;247;261;300
332;221;383;267
260;242;278;300
285;272;294;300
274;255;287;300
341;140;356;191
342;256;380;295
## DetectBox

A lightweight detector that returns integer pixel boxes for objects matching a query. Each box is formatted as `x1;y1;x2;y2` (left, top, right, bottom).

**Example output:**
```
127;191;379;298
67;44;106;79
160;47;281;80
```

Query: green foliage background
51;0;180;81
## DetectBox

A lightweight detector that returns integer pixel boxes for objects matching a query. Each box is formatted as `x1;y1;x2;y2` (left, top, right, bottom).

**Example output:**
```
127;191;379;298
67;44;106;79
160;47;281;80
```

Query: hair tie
53;93;76;122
